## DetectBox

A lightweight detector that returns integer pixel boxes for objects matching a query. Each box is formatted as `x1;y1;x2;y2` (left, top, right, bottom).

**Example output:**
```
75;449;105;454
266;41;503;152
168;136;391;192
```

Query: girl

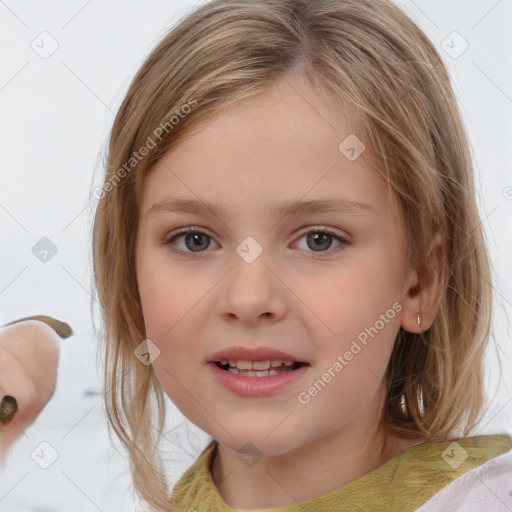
94;0;511;510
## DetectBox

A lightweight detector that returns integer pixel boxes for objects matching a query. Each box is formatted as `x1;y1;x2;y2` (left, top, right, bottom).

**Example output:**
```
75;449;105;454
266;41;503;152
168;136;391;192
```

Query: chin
215;427;305;458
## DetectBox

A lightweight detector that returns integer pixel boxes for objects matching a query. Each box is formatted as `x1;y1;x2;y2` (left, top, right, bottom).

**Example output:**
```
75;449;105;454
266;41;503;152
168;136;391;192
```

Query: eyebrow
146;196;375;219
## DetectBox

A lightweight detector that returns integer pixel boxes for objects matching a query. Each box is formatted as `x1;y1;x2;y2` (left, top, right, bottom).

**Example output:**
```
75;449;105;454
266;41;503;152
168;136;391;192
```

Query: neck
211;399;426;509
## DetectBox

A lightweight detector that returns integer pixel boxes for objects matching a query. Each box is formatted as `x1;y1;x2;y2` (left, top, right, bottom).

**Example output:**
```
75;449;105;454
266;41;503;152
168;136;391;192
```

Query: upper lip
209;346;308;363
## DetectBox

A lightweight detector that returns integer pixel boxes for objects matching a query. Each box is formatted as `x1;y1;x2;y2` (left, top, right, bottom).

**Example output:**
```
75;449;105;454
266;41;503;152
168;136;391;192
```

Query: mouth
214;359;308;377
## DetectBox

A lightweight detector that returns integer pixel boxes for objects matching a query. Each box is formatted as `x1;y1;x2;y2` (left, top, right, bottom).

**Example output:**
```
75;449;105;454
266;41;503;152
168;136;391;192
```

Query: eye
163;226;350;256
293;227;350;256
164;226;219;254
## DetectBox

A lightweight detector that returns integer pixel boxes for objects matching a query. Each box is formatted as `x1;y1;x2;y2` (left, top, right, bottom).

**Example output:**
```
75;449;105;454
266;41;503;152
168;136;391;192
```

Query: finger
0;355;40;461
0;323;60;388
0;352;42;428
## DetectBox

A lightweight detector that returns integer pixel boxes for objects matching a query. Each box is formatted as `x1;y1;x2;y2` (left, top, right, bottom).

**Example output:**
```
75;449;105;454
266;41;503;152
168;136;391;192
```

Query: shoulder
416;433;512;512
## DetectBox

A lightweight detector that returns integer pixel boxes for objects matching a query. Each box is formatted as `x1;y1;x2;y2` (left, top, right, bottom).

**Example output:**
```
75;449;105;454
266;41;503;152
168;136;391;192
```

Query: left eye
163;227;349;255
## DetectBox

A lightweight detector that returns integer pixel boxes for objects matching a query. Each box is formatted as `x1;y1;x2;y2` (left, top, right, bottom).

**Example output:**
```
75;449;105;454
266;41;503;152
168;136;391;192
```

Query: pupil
308;232;331;251
186;233;209;252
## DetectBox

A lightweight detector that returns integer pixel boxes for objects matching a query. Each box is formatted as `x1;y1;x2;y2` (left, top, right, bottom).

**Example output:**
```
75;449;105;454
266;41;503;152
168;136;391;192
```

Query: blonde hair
91;0;497;509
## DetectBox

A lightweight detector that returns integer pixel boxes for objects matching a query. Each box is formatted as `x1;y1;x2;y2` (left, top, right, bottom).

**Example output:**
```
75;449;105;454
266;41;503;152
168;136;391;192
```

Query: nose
216;245;288;326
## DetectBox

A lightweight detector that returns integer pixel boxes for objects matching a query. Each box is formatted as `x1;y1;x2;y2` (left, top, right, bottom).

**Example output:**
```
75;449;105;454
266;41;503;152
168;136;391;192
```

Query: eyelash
163;226;350;257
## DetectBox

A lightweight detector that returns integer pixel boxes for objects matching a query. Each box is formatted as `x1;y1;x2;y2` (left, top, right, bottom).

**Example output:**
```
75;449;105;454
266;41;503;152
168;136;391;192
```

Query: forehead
139;77;398;225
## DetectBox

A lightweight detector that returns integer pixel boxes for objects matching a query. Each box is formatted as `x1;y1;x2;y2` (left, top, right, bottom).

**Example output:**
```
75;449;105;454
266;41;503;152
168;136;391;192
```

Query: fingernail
0;396;18;424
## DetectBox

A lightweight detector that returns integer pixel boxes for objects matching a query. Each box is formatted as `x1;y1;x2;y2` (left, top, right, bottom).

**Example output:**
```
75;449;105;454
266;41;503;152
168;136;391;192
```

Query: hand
0;316;73;461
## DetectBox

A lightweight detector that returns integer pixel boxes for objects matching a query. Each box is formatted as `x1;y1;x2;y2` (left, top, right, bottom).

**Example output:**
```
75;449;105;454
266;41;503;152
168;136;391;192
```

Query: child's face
135;76;416;455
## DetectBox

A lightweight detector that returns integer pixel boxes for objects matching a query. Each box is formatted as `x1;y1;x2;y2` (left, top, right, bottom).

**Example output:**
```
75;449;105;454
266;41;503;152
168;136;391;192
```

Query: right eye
163;226;219;254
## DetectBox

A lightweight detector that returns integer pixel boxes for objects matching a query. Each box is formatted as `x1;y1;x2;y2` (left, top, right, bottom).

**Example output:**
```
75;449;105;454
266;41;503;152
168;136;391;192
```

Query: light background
0;1;511;510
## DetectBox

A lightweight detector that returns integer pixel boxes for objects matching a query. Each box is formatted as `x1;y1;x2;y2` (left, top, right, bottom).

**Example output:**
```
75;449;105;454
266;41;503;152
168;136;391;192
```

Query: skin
0;319;64;462
135;73;445;509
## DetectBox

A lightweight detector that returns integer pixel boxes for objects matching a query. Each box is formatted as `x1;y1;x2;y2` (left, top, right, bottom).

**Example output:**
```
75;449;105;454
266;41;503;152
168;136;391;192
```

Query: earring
416;313;422;327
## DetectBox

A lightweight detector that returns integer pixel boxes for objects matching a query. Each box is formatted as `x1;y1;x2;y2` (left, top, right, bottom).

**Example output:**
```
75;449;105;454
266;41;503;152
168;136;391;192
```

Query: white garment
416;447;512;511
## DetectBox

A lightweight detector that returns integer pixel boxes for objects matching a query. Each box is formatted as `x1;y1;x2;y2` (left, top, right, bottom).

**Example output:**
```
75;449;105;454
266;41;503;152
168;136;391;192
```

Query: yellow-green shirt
170;434;512;512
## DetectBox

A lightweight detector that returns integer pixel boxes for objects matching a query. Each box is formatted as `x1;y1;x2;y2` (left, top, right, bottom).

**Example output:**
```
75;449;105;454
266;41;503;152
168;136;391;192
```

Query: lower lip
208;362;309;396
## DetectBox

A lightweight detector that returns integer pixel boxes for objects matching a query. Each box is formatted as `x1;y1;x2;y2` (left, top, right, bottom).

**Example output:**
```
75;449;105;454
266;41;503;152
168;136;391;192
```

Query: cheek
295;259;398;339
137;254;196;339
296;262;400;382
136;264;193;380
136;257;216;366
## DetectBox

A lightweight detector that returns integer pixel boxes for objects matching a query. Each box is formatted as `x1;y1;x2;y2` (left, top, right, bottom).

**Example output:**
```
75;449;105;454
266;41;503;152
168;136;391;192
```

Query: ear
400;232;445;333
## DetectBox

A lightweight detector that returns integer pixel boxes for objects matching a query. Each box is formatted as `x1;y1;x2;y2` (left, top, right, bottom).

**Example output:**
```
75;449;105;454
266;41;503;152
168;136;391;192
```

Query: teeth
220;359;297;370
226;367;294;377
253;360;270;370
